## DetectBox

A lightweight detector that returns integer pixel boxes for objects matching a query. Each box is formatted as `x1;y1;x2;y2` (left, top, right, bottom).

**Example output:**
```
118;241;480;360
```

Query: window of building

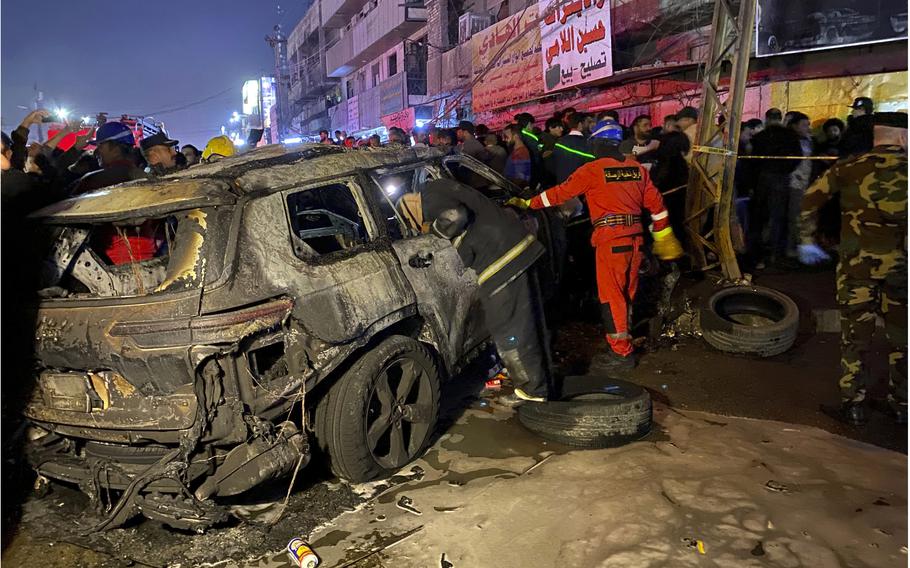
346;80;356;99
286;183;368;258
388;53;398;77
371;63;381;87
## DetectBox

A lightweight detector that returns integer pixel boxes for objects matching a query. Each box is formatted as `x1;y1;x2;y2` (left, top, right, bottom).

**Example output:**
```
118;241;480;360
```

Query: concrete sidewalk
241;399;907;568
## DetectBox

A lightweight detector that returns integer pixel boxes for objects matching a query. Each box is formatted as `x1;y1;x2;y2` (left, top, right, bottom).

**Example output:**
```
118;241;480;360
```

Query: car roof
32;143;443;222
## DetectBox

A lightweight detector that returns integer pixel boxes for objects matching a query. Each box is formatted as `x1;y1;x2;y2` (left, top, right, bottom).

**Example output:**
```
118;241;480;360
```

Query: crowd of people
317;95;877;274
0;95;881;267
0;110;242;216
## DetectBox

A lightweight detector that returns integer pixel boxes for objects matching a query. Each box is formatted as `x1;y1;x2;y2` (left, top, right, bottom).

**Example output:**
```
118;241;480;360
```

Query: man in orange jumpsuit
514;119;683;368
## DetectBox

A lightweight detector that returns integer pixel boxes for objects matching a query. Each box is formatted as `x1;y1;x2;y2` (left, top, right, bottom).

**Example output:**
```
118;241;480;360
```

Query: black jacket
552;133;593;184
749;124;803;177
841;114;874;157
520;129;545;191
641;131;690;192
420;179;544;294
68;159;148;196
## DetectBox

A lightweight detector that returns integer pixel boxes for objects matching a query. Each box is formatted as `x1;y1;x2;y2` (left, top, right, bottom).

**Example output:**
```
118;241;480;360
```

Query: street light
55;107;70;120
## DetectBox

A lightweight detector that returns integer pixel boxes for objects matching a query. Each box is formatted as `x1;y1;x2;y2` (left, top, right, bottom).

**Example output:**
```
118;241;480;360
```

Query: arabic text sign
539;0;613;93
381;107;416;132
471;5;543;113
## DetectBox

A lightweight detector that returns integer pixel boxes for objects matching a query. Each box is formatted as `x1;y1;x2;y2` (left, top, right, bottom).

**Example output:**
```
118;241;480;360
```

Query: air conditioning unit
458;12;493;44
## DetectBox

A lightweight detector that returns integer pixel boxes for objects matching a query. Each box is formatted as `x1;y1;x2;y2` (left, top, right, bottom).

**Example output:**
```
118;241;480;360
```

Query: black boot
590;349;635;373
895;405;908;426
821;401;867;427
869;399;907;425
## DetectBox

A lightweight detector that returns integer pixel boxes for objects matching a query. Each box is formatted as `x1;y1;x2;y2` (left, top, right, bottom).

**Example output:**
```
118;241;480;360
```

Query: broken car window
441;156;514;201
286;183;368;257
371;169;419;240
37;207;226;299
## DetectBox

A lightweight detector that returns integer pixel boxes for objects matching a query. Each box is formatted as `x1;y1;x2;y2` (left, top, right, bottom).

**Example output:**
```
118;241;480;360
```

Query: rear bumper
28;437;215;493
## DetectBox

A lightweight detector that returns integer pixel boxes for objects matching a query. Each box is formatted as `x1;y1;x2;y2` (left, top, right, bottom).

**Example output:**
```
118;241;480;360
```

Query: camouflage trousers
837;251;908;404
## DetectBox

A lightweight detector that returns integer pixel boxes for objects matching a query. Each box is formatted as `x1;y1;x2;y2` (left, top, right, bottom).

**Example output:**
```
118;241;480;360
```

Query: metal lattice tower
684;0;757;280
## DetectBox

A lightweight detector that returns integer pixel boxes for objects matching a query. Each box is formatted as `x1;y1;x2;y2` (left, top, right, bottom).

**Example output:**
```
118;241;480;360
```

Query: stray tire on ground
518;376;652;448
699;285;799;357
315;335;440;482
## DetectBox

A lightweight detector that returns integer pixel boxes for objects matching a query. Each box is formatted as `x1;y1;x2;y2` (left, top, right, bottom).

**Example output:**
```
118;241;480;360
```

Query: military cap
849;97;874;112
872;112;908;129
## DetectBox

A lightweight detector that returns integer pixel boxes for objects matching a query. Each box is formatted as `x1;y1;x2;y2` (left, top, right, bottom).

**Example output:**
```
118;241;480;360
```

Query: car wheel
518;376;652;448
699;285;798;357
315;335;440;482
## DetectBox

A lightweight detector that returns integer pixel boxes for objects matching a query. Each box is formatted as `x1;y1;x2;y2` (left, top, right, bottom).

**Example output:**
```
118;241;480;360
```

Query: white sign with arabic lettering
538;0;612;93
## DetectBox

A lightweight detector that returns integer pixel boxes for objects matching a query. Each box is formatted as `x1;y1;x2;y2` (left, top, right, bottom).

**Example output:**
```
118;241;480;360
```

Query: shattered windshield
36;206;231;299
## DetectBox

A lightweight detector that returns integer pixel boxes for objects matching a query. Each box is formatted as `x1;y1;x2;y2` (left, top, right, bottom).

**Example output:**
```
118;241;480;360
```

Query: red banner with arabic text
471;6;543;113
539;0;613;93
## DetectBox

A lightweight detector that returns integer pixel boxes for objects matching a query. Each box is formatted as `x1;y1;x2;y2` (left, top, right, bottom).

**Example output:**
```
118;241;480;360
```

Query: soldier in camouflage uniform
798;112;907;426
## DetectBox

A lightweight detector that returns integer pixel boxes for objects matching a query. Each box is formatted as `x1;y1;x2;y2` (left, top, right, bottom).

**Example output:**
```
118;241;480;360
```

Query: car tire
699;285;798;357
517;376;652;448
314;335;440;483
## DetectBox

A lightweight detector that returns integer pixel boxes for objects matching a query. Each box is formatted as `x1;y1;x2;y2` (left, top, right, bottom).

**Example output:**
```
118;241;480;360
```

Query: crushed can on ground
287;537;319;568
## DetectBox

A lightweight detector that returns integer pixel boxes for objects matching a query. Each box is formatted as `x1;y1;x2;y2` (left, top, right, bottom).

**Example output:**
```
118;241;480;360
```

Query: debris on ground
682;537;706;554
659;298;701;345
396;496;422;516
440;552;454;567
764;480;791;493
287;537;319;568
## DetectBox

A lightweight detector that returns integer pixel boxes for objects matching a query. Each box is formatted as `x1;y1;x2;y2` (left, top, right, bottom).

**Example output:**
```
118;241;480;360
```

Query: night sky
1;1;309;146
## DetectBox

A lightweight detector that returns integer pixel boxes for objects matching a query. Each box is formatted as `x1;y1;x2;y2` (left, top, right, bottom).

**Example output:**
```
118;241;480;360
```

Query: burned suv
24;144;566;530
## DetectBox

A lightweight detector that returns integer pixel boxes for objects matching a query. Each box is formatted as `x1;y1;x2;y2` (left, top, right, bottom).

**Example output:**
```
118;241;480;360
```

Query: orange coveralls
530;156;671;356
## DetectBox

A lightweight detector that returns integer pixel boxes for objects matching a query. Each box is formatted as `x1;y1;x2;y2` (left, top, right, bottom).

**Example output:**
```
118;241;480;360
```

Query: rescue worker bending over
400;179;551;406
512;119;684;369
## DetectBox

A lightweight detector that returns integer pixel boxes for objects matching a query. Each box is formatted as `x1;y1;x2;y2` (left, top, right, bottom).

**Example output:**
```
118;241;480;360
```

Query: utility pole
34;82;45;142
265;3;292;143
684;0;757;281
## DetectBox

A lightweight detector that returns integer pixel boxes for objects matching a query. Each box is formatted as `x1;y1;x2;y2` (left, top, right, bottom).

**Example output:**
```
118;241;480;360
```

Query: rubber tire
518;376;652;448
699;285;799;357
314;335;440;483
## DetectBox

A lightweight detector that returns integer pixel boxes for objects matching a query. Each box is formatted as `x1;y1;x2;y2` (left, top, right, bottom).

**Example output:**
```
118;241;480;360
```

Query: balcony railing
326;0;426;77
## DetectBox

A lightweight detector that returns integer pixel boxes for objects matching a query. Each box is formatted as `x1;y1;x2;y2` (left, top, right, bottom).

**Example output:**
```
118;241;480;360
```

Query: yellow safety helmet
201;135;236;162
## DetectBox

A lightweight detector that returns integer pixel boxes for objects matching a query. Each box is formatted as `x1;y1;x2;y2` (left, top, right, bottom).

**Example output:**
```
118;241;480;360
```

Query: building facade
283;0;907;139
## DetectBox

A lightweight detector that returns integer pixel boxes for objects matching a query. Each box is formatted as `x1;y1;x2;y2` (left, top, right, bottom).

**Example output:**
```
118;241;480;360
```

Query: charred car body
23;144;567;531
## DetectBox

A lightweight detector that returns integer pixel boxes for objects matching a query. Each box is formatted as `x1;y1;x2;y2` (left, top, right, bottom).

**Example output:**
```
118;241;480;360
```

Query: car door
272;178;418;345
361;167;488;370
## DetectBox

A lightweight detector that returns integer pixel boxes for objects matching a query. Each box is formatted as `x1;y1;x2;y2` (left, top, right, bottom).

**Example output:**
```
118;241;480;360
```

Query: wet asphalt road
2;266;905;566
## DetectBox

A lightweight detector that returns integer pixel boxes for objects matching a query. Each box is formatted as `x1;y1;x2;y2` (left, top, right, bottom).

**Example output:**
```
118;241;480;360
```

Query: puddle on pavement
310;529;353;548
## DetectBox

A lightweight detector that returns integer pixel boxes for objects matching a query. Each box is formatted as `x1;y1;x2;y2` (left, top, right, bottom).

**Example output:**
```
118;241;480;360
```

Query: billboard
471;5;543;113
242;77;277;127
539;0;613;93
379;72;406;117
756;0;908;57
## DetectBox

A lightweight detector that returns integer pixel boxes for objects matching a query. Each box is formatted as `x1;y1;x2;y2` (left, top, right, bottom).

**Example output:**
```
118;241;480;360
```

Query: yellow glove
652;227;683;260
506;197;531;209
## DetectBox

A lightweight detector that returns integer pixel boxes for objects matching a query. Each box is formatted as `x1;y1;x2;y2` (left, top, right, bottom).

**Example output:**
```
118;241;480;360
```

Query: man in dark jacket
141;131;188;175
456;120;490;163
745;119;803;268
841;97;874;157
69;122;147;196
407;178;550;405
515;112;544;191
552;112;594;184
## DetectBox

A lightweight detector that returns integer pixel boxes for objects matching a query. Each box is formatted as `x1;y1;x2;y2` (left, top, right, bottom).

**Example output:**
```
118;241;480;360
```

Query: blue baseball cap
89;122;135;146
